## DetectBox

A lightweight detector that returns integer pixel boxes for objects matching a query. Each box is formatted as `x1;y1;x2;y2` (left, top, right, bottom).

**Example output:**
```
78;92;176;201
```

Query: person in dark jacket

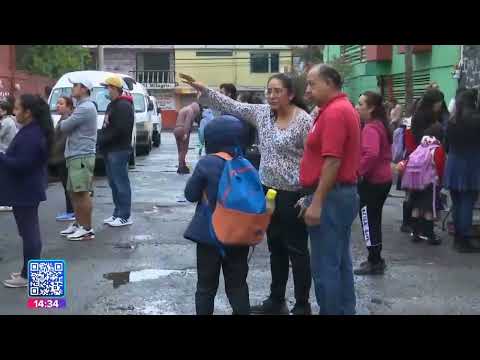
239;91;263;170
0;94;54;288
98;76;135;227
49;96;75;221
184;115;251;315
444;89;480;253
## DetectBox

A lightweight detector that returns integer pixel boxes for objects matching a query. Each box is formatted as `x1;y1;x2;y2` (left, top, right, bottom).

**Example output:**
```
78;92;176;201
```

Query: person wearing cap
98;76;135;227
58;76;98;241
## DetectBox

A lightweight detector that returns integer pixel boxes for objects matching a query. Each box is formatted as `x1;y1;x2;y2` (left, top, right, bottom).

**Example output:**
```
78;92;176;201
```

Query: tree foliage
20;45;92;79
292;45;324;65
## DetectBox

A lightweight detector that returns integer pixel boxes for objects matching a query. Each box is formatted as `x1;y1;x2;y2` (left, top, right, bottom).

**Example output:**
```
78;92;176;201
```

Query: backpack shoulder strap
213;152;233;161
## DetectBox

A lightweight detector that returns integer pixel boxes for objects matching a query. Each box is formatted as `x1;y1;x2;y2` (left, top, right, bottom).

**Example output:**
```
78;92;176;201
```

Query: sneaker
3;277;28;288
411;233;423;243
67;226;95;241
354;260;386;275
0;206;13;212
250;298;289;315
177;166;190;175
290;302;312;315
56;212;76;222
10;272;22;279
60;223;79;236
427;235;442;245
108;217;133;227
104;216;116;225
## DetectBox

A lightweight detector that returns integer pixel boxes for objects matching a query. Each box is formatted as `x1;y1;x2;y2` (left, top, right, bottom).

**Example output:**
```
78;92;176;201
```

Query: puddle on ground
103;268;195;289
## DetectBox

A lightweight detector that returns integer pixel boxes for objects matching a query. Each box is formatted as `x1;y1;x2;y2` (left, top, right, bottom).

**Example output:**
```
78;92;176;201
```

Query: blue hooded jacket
0;121;48;206
184;115;249;244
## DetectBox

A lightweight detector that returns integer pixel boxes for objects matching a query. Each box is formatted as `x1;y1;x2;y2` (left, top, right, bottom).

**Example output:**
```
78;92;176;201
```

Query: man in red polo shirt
300;64;361;315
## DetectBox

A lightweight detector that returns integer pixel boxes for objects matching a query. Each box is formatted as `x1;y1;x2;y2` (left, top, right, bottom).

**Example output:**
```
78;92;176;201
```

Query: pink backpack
401;136;439;191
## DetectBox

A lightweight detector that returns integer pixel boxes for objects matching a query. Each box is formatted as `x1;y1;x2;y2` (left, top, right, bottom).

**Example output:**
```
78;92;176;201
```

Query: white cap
69;76;93;91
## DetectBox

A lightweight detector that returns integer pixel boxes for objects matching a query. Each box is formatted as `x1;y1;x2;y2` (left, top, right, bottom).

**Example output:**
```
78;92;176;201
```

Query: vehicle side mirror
148;101;154;111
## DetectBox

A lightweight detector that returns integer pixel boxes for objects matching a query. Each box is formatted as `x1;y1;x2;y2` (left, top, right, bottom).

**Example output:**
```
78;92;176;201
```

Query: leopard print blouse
202;88;313;192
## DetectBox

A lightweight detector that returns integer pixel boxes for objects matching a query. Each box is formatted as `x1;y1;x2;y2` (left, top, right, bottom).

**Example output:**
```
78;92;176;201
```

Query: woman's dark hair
19;94;54;152
362;91;393;144
411;89;445;145
267;73;309;112
452;88;477;123
58;96;74;110
447;88;480;149
0;100;14;116
219;83;237;100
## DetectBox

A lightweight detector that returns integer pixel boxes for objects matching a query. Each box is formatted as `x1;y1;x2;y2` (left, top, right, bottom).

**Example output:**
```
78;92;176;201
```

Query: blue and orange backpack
202;152;272;255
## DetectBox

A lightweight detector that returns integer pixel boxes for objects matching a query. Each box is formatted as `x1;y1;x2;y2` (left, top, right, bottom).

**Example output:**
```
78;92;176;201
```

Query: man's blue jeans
104;150;132;220
306;185;359;315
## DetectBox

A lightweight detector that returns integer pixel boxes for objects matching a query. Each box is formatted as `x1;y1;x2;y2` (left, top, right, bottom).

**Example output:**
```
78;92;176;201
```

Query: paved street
1;132;480;315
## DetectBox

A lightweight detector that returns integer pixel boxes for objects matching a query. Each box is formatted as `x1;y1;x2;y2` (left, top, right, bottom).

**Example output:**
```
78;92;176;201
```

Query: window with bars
340;45;366;64
382;69;431;104
250;52;279;73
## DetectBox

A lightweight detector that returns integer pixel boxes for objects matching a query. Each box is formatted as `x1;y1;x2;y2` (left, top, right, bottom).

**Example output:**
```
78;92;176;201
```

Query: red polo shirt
300;93;361;187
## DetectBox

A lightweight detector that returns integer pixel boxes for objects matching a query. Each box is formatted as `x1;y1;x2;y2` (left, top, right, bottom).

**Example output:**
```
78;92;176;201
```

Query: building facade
324;45;461;106
85;45;177;109
174;45;293;108
86;45;293;110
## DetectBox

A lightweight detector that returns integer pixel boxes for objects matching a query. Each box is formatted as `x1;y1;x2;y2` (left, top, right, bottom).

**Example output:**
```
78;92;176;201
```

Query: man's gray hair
311;64;343;89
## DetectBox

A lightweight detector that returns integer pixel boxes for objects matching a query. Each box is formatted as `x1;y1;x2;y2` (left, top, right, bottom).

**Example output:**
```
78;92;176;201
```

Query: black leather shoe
454;237;480;253
290;302;312;315
177;166;190;175
250;298;289;315
354;260;386;275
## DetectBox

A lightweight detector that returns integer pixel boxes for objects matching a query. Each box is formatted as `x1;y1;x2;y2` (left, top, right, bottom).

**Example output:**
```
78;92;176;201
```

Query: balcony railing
130;70;176;89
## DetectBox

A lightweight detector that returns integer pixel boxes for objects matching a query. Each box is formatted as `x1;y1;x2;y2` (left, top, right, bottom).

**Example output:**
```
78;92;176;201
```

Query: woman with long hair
181;73;313;315
354;91;393;275
49;96;75;222
444;89;480;253
0;94;53;288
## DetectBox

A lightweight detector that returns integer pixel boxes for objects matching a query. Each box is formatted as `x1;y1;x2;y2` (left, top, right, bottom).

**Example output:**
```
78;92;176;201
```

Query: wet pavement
1;132;480;315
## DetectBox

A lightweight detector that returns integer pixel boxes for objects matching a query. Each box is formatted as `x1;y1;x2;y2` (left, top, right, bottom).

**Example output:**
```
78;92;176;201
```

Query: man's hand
304;203;322;227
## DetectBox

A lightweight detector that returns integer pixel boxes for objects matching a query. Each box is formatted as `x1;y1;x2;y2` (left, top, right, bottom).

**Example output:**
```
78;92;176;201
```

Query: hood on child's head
204;115;249;155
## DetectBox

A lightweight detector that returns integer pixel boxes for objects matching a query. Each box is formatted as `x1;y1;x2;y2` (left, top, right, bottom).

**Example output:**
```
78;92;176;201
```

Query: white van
150;95;162;147
48;70;150;167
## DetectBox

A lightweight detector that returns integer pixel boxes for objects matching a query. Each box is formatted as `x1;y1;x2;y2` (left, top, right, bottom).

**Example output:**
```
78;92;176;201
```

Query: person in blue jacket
0;94;54;288
184;114;251;315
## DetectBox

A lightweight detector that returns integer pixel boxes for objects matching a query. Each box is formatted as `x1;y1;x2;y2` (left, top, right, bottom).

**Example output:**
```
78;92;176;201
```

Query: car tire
152;131;160;147
129;141;136;168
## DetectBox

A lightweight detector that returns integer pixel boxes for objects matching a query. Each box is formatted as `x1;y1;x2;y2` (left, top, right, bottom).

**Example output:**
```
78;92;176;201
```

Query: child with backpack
400;134;446;245
184;115;267;315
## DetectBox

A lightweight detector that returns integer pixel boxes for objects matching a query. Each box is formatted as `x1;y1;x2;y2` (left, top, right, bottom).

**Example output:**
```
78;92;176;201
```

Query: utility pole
98;45;104;71
404;45;414;115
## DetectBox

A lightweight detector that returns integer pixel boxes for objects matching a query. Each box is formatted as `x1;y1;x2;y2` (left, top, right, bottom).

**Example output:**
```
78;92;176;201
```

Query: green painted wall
325;45;460;105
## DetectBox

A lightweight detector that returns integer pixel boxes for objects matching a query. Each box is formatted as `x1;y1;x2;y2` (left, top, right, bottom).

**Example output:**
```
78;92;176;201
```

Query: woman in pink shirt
355;91;393;276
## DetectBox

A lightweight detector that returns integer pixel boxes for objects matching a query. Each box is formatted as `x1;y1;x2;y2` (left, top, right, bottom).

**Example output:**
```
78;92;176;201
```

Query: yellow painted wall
175;49;292;88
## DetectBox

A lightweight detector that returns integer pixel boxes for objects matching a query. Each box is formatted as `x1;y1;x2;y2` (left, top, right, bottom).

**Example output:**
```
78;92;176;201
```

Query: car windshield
49;87;145;114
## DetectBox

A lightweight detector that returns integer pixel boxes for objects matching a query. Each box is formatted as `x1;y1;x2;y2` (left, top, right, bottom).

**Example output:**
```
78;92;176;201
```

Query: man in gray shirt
58;76;98;241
